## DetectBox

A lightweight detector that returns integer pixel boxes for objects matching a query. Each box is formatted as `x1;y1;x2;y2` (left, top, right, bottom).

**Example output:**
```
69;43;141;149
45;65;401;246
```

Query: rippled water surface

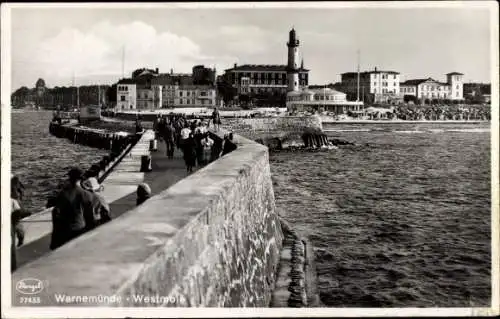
11;111;109;212
270;122;491;307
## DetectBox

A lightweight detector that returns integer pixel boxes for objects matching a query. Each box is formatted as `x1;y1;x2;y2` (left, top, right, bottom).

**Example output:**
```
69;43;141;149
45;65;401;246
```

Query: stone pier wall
12;130;284;307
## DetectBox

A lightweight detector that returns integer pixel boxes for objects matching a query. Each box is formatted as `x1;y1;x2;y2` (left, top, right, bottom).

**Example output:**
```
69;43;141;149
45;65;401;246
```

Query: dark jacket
50;184;94;250
164;124;175;142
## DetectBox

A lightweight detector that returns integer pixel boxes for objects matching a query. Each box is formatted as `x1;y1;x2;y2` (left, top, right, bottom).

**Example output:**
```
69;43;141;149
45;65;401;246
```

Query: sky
7;3;494;91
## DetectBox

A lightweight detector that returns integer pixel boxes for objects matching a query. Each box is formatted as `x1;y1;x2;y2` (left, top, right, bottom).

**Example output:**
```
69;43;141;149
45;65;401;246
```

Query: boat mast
122;45;125;79
357;49;360;102
72;71;75;108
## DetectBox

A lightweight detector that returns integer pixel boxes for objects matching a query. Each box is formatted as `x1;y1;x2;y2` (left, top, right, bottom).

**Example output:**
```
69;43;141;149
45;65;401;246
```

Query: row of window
119;99;215;107
178;91;212;97
421;85;450;91
240;87;291;94
235;79;309;86
178;99;212;105
118;86;130;91
231;72;306;79
314;95;344;101
373;82;398;87
419;92;460;98
374;88;397;94
400;87;415;93
376;74;397;80
131;91;214;99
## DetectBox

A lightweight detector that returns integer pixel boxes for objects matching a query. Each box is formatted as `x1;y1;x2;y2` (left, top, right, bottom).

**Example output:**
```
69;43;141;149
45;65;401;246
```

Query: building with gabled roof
400;72;464;103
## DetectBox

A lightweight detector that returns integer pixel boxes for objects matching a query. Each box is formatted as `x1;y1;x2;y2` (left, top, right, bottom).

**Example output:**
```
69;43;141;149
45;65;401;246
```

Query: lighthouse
287;28;300;92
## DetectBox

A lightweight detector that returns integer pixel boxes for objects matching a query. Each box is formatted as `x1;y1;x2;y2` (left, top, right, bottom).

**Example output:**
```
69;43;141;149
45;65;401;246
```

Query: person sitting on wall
221;132;237;156
136;183;152;206
50;168;94;251
81;177;111;228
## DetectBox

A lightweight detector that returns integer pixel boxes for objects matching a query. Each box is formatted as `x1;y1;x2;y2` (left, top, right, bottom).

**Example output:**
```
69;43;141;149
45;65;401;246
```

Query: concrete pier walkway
16;134;193;269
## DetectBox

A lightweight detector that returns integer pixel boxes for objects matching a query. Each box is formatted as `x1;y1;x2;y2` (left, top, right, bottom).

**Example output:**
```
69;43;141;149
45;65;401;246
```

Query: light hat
82;177;103;192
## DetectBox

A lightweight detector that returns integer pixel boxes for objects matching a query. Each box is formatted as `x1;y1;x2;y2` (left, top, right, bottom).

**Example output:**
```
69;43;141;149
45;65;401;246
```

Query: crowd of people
11;108;235;272
151;108;235;174
392;104;491;121
10;169;153;272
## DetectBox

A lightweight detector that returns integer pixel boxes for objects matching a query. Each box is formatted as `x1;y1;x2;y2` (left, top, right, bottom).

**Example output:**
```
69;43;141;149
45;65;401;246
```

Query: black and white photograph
1;1;498;317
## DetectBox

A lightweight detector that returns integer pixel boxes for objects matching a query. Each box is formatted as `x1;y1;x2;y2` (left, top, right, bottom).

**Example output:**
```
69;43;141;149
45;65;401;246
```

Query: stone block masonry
12;130;284;307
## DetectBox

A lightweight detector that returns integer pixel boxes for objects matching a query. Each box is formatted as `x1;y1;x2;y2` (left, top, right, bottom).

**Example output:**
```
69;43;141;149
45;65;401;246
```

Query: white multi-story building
136;84;155;109
116;80;137;110
399;72;464;102
339;67;401;104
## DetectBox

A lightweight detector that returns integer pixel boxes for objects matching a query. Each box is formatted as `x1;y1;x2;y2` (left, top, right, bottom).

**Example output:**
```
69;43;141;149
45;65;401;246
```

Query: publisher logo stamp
16;278;44;295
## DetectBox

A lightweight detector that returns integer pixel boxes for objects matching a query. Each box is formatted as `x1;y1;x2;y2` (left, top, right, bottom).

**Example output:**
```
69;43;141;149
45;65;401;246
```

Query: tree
403;94;418;104
106;84;117;106
217;80;237;104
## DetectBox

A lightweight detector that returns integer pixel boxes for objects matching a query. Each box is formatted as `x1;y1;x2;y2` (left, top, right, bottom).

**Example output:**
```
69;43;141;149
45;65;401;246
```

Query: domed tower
35;78;46;97
287;28;300;92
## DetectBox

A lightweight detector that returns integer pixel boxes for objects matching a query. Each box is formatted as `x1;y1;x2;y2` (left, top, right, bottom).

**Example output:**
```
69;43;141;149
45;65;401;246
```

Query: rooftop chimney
155;67;159;73
234;63;237;68
170;68;173;75
374;67;378;72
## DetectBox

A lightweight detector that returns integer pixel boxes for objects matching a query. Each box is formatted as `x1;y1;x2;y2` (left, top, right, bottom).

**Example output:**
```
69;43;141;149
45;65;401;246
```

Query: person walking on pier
82;177;111;228
50;168;94;250
182;133;197;174
211;107;221;131
164;120;175;159
153;114;161;138
194;122;205;167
